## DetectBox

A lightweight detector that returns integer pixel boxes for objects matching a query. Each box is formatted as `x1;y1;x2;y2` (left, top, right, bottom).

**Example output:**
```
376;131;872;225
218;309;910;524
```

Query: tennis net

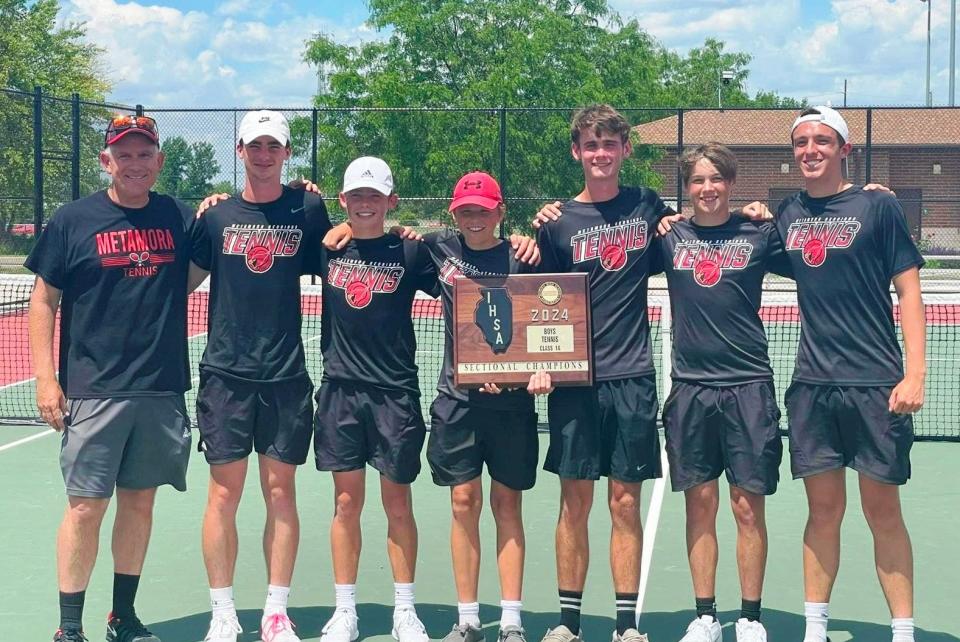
1;275;957;441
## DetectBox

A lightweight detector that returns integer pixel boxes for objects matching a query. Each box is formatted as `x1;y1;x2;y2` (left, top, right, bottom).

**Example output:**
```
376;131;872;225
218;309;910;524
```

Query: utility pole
923;0;933;106
844;79;848;107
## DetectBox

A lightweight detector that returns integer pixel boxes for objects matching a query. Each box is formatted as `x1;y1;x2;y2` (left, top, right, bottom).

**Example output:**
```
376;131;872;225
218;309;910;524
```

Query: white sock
394;582;416;613
500;600;522;629
803;602;829;642
891;617;915;642
264;584;290;617
210;586;237;619
458;601;481;627
336;583;357;614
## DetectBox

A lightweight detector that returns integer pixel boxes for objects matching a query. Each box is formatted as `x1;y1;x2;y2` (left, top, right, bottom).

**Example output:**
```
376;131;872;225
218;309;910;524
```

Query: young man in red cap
777;106;925;642
422;171;550;642
28;115;195;642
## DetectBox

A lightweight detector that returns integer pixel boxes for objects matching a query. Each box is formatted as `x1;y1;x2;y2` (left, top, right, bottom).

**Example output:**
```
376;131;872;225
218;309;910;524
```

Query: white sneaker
679;615;721;642
735;619;767;642
320;608;360;642
261;612;301;642
205;614;243;642
392;608;429;642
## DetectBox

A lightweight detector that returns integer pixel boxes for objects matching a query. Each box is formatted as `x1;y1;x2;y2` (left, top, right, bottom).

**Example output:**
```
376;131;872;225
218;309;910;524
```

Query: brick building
632;108;960;253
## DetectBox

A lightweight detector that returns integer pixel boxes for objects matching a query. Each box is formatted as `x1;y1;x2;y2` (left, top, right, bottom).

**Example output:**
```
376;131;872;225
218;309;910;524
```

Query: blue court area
1;426;958;641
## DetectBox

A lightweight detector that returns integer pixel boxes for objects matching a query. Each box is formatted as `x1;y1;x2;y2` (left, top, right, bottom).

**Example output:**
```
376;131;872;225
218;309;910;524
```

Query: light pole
923;0;933;106
718;69;734;108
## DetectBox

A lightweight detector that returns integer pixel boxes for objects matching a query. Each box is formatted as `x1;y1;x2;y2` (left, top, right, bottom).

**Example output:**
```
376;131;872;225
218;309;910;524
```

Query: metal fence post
499;106;507;236
311;108;318;184
865;108;873;183
71;93;81;201
136;104;143;117
676;108;684;214
33;86;44;238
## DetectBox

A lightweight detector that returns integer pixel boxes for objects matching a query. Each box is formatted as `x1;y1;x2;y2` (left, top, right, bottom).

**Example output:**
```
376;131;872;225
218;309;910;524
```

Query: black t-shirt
24;190;193;397
423;229;535;410
656;214;792;385
190;187;331;381
775;186;924;385
536;187;669;380
318;236;438;394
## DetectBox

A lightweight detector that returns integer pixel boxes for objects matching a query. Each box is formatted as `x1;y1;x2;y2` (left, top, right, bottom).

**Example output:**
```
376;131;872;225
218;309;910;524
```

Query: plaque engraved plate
453;273;592;387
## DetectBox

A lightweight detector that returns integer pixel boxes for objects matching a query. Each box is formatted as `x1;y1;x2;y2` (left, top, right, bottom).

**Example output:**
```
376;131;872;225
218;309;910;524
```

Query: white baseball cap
238;110;290;146
791;106;850;143
342;156;394;195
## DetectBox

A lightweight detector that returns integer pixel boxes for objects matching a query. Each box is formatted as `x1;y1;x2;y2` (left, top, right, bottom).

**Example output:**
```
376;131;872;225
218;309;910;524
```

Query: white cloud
59;0;379;108
612;0;954;106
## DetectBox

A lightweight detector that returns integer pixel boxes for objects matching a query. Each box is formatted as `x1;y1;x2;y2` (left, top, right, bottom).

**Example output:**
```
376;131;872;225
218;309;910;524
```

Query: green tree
0;0;111;243
156;137;221;199
302;0;796;229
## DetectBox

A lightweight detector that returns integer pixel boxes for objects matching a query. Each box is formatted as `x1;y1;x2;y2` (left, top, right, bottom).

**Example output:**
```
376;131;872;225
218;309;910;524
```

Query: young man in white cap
313;157;437;642
29;115;194;642
191;110;332;642
778;106;925;642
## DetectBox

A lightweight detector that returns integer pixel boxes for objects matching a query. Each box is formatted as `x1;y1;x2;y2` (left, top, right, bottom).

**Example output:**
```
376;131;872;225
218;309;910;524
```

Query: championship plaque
453;273;592;387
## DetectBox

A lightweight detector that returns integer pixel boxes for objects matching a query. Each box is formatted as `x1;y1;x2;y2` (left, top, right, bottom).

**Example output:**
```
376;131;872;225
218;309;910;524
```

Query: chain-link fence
3;88;959;258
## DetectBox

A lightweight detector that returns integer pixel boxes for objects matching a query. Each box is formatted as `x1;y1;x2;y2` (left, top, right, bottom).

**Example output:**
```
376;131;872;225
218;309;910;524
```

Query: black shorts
662;380;782;495
786;382;913;485
196;369;314;466
313;380;426;484
427;393;539;491
544;375;661;483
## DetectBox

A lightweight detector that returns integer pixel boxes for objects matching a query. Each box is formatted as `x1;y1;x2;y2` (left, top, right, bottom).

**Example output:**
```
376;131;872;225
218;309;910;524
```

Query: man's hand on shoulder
509;234;540;265
741;201;773;221
532;201;563;229
657;213;684;237
196;193;230;217
389;226;422;241
288;178;324;195
864;183;895;197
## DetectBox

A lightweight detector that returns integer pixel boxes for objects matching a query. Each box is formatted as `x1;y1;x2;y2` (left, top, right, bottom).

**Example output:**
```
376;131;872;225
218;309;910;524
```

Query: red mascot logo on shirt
784;217;861;268
222;225;302;273
327;258;404;309
570;220;647;272
673;241;752;288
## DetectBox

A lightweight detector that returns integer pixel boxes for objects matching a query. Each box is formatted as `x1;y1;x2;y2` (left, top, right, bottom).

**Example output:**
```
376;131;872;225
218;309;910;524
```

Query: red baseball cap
104;115;159;147
449;171;503;212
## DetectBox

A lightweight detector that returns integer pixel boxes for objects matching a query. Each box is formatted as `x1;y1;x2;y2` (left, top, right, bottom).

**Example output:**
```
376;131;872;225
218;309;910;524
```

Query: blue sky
58;0;958;109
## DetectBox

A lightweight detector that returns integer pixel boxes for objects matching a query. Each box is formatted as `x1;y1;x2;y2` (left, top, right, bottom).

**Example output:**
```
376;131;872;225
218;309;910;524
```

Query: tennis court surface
1;276;958;640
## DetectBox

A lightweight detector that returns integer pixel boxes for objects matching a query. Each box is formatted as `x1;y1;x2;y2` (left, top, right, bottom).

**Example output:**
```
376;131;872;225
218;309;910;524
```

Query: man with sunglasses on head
27;115;198;642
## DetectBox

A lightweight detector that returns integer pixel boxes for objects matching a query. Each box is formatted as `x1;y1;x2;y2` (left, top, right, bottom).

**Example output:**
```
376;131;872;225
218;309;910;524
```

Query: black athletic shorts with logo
196;369;314;465
427;393;539;491
314;379;426;484
662;380;782;495
544;375;660;483
786;382;914;485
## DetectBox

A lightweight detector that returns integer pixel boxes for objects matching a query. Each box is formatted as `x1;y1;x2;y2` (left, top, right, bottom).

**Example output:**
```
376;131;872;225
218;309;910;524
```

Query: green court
1;426;958;641
2;285;959;640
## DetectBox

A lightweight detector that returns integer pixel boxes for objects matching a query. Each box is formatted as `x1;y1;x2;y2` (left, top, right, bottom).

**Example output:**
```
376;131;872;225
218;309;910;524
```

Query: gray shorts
61;396;192;498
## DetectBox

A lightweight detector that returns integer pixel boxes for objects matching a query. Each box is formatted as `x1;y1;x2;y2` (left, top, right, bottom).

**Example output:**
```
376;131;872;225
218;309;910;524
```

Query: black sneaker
53;630;88;642
105;613;160;642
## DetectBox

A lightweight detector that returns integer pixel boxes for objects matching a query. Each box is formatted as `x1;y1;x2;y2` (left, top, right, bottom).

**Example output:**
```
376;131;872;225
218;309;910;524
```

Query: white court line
0;375;37;392
636;441;671;618
0;428;55;453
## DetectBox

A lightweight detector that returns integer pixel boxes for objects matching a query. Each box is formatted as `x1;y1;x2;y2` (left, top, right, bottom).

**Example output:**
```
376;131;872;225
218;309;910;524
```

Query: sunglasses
104;115;159;145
